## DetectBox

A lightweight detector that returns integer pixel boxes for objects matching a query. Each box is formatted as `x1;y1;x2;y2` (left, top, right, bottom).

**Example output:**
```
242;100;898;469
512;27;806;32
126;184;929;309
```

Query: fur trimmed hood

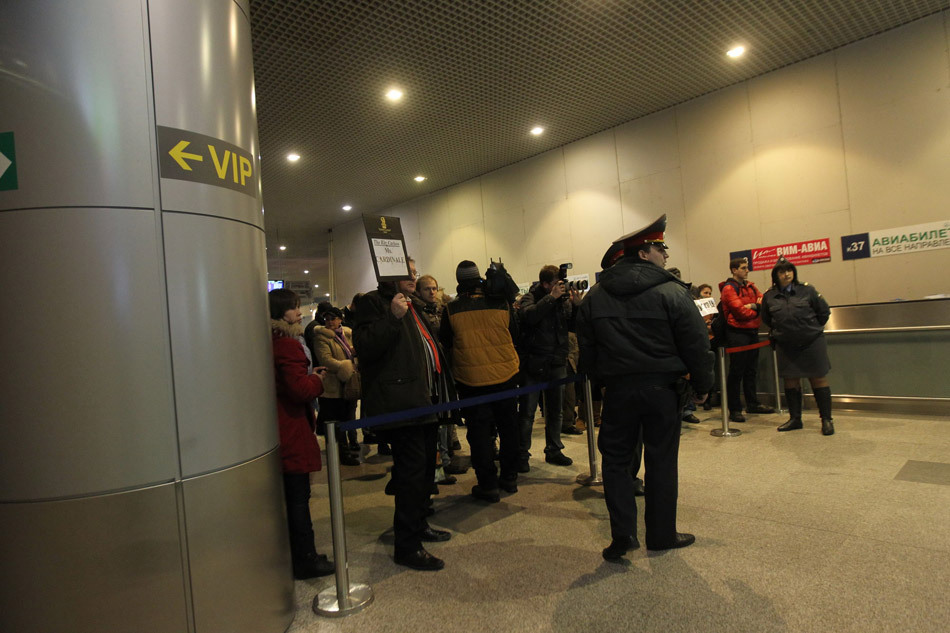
271;318;304;339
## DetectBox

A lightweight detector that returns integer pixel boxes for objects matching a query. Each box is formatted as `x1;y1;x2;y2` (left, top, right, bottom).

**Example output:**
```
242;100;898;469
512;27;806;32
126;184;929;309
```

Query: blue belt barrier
336;374;585;432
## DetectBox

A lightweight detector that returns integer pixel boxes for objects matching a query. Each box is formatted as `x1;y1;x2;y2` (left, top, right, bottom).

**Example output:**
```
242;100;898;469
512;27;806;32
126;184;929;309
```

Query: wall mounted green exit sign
0;132;18;191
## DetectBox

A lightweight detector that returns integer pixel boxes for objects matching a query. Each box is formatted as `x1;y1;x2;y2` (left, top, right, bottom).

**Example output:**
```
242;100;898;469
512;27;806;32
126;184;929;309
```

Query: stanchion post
711;347;741;437
313;421;374;618
576;376;602;486
771;346;783;414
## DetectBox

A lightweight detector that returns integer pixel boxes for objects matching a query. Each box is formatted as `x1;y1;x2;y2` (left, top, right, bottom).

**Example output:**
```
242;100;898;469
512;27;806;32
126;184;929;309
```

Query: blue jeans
518;364;567;458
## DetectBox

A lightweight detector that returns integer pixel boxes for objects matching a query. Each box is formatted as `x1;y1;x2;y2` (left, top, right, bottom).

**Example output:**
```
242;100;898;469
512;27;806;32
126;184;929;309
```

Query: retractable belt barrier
711;338;782;438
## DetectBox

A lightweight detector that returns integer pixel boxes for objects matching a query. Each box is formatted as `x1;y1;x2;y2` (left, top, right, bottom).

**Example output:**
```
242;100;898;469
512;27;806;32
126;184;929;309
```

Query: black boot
777;388;803;431
814;386;834;435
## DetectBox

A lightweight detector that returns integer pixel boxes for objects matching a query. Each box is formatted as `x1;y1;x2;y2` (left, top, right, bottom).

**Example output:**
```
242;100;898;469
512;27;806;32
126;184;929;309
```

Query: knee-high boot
814;386;834;435
777;388;803;431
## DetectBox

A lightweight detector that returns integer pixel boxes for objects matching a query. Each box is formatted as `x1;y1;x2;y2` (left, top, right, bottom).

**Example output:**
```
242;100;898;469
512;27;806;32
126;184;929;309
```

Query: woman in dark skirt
762;258;835;435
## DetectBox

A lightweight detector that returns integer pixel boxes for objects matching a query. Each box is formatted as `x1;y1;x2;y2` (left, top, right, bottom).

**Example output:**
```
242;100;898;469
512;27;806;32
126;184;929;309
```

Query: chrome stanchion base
313;583;374;618
575;472;603;486
710;428;742;437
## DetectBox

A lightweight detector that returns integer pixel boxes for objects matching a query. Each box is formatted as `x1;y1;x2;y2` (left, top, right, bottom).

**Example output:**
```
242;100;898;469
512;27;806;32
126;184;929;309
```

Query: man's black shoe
633;478;645;496
545;452;573;466
436;474;457;485
648;532;695;551
747;403;775;414
378;443;392;455
499;478;518;493
683;414;701;424
777;418;803;432
602;536;640;562
517;460;530;473
728;412;746;423
339;453;361;466
561;426;584;435
471;485;500;503
293;553;335;579
394;548;444;571
420;526;451;542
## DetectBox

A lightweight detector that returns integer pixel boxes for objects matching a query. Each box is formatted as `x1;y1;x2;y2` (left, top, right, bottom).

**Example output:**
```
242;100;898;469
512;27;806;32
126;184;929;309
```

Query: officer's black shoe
602;536;640;562
378;443;392;456
648;532;695;551
683;414;701;424
339;453;360;466
821;418;835;436
728;412;746;423
499;477;518;493
420;526;451;542
561;425;584;435
545;452;573;466
777;418;803;432
747;403;775;414
292;553;335;579
394;548;444;571
471;485;500;503
517;459;530;473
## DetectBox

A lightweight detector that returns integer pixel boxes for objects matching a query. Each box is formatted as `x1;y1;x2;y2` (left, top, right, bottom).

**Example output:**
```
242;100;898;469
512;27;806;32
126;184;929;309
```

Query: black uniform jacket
576;257;714;394
761;282;830;347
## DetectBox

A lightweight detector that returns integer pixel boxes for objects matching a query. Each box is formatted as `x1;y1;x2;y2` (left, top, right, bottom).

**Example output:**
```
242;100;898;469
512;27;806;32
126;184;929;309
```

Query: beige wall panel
332;218;376;303
748;55;841;145
680;144;759;242
753;125;849;221
451;222;488;270
676;84;752;159
447;178;485;228
843;89;950;229
516;148;568;207
484;206;529;284
414;195;453;279
566;185;623;278
761;209;858;305
564;130;619;193
853;249;950;303
615;109;679;182
524;198;573;271
388;200;421;261
620;168;690;278
481;165;524;212
836;14;949;119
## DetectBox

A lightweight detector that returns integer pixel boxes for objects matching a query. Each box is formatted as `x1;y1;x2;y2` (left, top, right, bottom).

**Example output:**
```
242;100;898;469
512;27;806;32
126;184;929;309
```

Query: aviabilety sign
841;220;950;260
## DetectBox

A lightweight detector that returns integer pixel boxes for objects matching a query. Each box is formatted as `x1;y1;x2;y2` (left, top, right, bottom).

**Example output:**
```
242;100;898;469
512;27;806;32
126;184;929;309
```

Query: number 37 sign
841;220;950;260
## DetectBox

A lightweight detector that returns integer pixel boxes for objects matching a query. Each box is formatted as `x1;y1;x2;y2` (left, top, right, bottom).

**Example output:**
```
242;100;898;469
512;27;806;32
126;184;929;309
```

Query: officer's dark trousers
598;380;680;549
458;378;520;488
725;327;761;413
378;422;438;554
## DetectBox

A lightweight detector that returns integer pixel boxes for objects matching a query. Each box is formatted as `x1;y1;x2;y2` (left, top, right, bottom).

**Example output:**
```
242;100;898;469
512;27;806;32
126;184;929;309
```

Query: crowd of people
267;216;835;575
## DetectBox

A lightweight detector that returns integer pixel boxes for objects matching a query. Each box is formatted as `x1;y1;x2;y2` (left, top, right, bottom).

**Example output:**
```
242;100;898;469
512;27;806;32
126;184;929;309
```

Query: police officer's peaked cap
600;214;668;269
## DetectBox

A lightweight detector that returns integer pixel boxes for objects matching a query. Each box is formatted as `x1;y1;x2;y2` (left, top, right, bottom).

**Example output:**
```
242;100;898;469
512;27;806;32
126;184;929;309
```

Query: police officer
577;215;713;561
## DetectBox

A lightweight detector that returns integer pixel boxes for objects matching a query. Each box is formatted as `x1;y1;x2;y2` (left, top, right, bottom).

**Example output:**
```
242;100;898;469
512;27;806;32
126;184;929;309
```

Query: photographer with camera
517;264;583;470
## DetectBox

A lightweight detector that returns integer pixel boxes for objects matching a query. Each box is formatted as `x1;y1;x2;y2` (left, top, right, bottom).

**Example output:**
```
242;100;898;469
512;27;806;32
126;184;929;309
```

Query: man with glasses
577;215;713;560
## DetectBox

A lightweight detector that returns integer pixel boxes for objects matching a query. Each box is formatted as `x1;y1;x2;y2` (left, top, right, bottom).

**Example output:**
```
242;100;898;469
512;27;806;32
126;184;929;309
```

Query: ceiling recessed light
726;46;745;58
325;293;330;297
414;175;426;182
530;126;544;136
385;88;403;101
342;205;352;211
314;284;319;288
303;269;309;274
279;245;287;251
287;153;300;162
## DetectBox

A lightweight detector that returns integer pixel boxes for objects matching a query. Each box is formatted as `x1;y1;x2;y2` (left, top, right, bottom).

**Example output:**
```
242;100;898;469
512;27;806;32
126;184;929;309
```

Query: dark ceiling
250;0;948;285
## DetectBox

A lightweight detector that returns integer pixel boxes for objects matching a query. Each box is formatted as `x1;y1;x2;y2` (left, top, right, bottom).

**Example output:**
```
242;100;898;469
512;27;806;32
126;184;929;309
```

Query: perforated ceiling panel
251;0;948;281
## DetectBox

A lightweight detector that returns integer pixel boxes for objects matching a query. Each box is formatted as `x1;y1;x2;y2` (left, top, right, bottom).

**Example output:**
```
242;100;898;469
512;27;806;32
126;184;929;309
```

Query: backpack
710;279;739;348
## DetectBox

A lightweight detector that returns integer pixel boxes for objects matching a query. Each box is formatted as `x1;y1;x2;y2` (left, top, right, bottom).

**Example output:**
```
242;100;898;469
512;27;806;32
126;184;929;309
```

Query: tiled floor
288;409;950;633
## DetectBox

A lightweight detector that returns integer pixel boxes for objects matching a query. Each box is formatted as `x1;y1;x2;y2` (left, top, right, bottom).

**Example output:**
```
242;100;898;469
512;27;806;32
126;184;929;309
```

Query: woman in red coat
269;289;334;579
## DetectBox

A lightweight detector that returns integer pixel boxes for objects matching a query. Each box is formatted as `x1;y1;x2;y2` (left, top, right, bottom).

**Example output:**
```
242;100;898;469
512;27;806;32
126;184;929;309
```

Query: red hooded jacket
272;325;324;473
719;279;763;330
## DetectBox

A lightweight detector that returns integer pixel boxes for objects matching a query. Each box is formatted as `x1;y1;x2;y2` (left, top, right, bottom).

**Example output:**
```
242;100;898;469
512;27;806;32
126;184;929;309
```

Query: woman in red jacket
269;289;334;579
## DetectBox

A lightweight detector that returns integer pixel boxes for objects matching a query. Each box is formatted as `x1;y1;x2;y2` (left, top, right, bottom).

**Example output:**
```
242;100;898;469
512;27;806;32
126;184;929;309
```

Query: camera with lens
485;258;520;303
558;262;589;292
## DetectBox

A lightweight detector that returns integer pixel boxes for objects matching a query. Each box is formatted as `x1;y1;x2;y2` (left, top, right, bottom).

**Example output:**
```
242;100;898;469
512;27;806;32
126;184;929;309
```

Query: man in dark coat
354;258;453;571
577;215;713;561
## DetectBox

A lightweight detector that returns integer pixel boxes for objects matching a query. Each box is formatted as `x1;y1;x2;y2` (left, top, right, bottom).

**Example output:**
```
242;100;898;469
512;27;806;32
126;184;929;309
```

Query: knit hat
456;260;482;283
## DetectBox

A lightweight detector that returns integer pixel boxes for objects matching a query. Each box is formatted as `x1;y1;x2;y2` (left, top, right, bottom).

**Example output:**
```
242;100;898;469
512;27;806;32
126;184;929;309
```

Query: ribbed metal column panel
0;1;293;631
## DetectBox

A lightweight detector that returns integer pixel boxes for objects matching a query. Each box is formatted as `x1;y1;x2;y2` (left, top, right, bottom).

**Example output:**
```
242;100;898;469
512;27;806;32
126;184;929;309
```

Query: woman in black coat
762;258;834;435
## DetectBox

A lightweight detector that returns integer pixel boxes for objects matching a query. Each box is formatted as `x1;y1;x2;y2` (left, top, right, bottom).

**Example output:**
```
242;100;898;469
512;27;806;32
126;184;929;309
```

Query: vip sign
157;126;256;197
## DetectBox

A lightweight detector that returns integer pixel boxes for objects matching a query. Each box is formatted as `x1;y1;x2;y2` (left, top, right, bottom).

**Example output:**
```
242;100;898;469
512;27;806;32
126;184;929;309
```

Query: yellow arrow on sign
169;140;203;171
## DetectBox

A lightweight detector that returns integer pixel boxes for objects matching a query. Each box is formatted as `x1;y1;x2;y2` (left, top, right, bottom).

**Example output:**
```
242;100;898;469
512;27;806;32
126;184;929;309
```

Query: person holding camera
720;257;774;423
517;264;582;470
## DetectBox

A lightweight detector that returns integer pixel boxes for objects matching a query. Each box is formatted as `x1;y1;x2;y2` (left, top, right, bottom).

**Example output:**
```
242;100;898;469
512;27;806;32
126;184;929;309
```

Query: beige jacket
313;326;356;399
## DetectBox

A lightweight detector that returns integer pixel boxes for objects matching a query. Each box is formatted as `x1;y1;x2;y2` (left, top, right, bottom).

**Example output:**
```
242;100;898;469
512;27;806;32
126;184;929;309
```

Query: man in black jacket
577;215;713;561
354;258;453;571
517;265;582;469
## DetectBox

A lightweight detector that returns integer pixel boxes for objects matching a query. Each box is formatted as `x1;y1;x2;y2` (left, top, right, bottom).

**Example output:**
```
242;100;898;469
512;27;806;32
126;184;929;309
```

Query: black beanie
456;260;482;284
